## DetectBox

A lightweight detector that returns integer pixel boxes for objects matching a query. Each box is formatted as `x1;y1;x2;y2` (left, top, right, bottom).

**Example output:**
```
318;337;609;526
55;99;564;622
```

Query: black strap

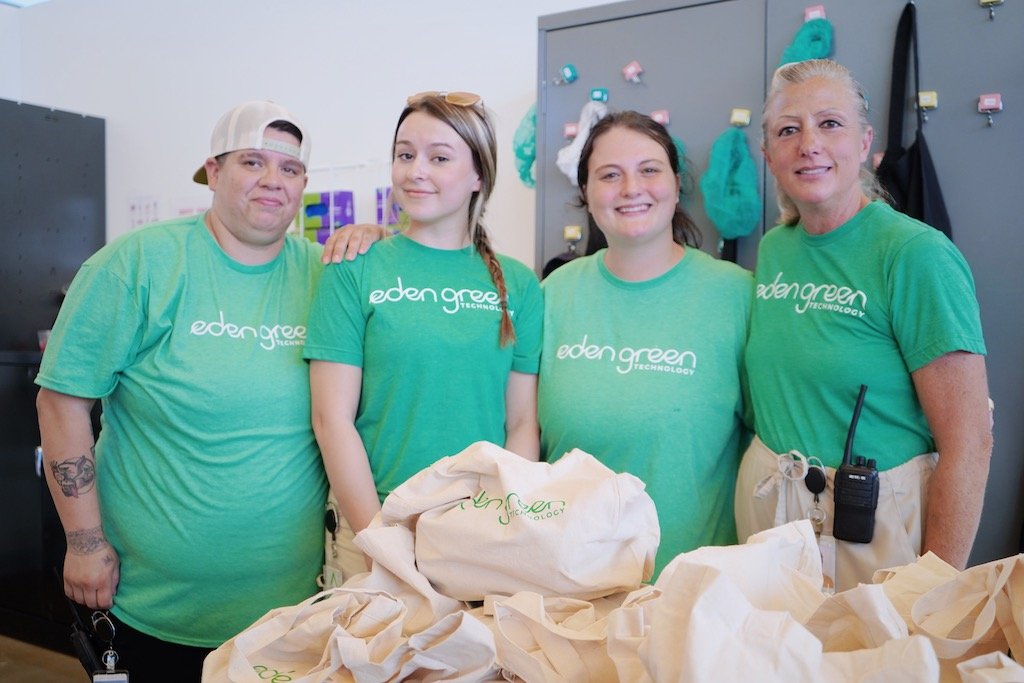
885;2;923;151
56;569;104;674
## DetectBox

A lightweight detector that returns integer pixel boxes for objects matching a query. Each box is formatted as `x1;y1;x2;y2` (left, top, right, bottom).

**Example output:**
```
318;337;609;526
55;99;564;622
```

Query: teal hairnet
513;103;537;188
672;134;686;181
699;127;761;240
779;17;834;66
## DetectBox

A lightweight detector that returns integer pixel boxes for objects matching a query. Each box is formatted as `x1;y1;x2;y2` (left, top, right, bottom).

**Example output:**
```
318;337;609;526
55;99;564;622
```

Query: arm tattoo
49;449;97;498
66;526;110;555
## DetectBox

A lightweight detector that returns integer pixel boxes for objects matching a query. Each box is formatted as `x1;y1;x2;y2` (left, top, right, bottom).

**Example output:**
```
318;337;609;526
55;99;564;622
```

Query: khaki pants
319;492;370;589
735;436;937;592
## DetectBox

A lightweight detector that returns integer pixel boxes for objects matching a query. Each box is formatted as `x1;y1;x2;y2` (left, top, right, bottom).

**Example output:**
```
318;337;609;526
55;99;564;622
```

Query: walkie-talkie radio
832;384;879;544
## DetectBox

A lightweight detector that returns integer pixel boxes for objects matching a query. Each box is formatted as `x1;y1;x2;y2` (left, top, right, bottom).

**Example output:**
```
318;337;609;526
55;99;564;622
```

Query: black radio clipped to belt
832;385;880;544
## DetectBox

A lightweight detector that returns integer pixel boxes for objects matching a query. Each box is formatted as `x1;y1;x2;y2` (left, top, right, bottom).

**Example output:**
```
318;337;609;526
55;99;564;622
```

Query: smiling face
205;126;307;263
583;125;681;249
391;110;482;237
763;75;873;228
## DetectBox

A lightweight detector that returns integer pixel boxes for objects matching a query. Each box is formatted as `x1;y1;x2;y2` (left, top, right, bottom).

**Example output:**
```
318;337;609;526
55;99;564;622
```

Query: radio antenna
842;385;868;467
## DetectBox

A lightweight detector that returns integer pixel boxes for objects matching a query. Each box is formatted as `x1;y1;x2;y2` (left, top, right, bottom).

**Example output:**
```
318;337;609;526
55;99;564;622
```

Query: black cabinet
1;99;105;653
0;353;71;653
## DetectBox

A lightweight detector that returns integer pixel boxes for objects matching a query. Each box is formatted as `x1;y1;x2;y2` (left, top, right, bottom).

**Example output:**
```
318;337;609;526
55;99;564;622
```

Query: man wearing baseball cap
36;101;327;677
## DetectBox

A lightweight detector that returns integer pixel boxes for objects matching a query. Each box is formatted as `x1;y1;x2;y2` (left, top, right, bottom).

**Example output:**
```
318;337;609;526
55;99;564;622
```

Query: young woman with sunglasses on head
304;92;543;582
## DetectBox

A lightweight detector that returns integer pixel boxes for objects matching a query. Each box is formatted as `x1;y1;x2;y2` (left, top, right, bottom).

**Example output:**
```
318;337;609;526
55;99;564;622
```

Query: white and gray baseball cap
193;100;310;184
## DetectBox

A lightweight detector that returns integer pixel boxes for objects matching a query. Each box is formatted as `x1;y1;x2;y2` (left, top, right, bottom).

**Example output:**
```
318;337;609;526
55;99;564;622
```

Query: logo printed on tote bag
251;665;295;682
459;489;566;525
756;271;868;318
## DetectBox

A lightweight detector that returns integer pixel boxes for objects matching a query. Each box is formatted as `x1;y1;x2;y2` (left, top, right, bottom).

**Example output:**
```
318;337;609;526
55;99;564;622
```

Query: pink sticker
804;4;826;21
622;60;644;82
563;122;579;139
978;93;1003;112
650;109;670;125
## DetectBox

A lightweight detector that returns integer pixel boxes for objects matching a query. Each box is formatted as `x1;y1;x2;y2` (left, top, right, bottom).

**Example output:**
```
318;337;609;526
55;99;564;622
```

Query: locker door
537;0;766;274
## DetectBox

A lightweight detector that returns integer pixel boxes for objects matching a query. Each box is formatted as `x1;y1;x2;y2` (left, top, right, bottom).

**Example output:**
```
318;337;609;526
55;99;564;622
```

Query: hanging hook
978;93;1003;128
553;64;578;86
730;108;752;127
979;0;1003;21
916;91;938;124
562;225;582;253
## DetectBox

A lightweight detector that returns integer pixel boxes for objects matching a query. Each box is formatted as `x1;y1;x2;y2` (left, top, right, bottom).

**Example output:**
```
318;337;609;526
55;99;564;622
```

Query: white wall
0;6;19;98
10;0;611;266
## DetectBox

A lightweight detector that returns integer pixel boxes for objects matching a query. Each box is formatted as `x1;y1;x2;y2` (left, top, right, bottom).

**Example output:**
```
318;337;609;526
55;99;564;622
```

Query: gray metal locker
537;0;1024;566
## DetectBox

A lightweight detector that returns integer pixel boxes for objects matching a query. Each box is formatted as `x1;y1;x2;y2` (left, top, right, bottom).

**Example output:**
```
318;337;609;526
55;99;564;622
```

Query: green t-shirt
304;234;543;500
538;248;752;577
36;215;327;647
746;201;986;469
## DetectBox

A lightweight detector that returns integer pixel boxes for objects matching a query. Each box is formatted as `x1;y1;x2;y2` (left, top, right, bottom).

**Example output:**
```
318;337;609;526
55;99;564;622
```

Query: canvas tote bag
957;651;1024;683
485;591;622;683
803;583;909;652
345;522;465;635
656;519;826;622
639;561;940;682
203;586;499;683
604;586;660;683
202;588;407;683
380;441;659;601
909;555;1024;665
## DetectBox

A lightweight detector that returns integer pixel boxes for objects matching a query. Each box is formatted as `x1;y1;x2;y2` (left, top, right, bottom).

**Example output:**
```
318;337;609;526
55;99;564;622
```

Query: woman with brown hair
539;111;753;578
304;92;543;582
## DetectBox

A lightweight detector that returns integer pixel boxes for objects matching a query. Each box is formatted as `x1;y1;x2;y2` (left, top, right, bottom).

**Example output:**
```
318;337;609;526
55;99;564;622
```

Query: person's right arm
309;361;382;544
36;388;119;609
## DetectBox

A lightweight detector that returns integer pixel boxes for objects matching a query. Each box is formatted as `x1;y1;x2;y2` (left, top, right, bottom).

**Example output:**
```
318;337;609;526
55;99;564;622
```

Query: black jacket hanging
875;2;953;239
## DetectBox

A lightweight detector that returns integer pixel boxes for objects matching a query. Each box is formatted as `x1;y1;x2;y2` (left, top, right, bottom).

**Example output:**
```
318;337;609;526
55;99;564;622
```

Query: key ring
90;610;122;673
90;610;116;645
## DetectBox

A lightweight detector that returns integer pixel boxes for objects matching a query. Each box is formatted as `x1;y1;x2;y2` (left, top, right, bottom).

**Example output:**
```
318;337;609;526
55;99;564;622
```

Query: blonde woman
737;60;991;590
305;92;543;582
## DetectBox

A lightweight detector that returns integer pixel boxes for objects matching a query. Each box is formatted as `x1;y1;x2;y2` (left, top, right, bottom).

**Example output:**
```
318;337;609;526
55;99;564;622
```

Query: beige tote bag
638;555;940;682
657;519;826;623
381;441;659;601
486;591;622;683
346;522;464;635
804;583;909;652
910;555;1024;664
957;651;1024;682
202;588;406;682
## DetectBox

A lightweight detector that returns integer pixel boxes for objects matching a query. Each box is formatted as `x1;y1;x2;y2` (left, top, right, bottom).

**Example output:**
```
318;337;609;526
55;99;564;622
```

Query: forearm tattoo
66;526;110;556
49;449;97;498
